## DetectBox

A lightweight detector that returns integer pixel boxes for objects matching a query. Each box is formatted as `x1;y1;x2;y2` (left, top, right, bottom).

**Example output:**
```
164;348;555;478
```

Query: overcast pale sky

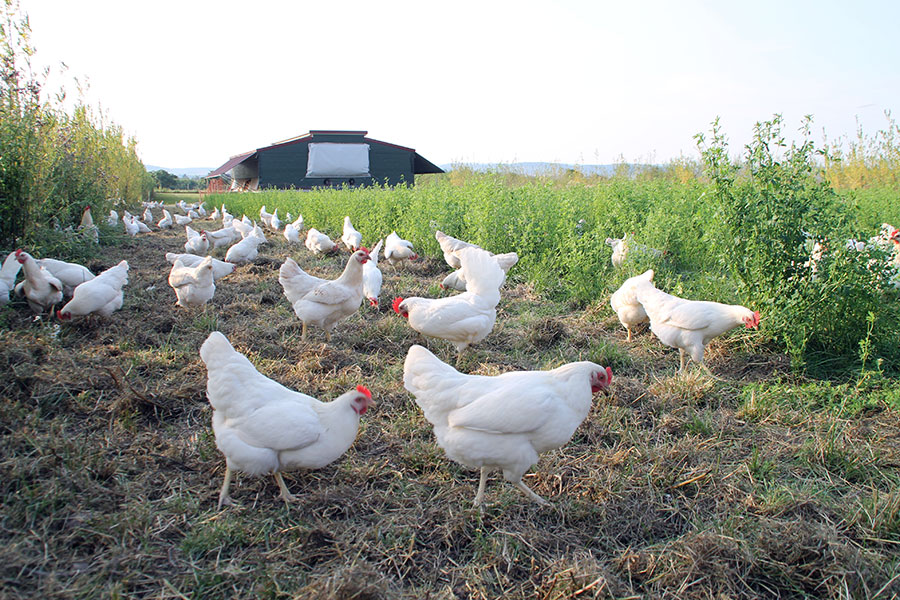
21;0;900;170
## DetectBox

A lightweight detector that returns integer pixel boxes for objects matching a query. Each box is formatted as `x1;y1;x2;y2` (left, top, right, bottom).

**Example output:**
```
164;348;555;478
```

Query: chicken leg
218;466;235;510
515;480;549;506
274;472;298;504
301;321;308;342
473;467;490;507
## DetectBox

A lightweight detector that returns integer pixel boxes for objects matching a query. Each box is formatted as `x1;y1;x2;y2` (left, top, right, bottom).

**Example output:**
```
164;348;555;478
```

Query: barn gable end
206;130;443;191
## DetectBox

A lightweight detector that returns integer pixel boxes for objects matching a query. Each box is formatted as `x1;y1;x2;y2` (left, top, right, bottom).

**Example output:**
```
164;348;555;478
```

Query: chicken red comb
356;385;372;399
606;366;613;384
14;248;23;257
392;297;405;314
359;246;369;254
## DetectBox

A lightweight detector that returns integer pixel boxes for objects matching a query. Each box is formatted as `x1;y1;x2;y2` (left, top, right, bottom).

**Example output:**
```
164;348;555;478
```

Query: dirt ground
1;213;898;599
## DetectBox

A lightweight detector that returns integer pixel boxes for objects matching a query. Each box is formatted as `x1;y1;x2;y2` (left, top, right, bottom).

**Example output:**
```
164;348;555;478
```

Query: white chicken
200;331;374;508
269;208;282;232
79;205;94;229
57;260;128;320
174;213;193;226
284;221;302;244
403;344;611;506
249;224;267;245
440;252;519;292
259;205;273;228
142;207;153;223
0;251;23;306
384;231;418;268
605;236;628;268
209;207;220;221
33;258;95;296
232;217;253;238
435;230;475;269
157;209;174;230
890;228;900;267
292;249;370;342
634;284;760;371
225;235;263;264
107;210;119;227
606;233;662;268
168;256;215;308
78;205;99;243
609;269;654;342
305;228;338;255
341;216;363;251
123;215;140;237
202;226;239;249
435;231;518;290
867;222;897;251
363;239;384;307
393;247;504;363
184;226;210;255
14;250;63;314
278;257;329;306
165;253;235;280
439;270;466;293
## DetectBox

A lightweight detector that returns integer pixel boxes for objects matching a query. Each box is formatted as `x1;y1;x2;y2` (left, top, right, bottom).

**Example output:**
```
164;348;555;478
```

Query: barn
205;130;443;192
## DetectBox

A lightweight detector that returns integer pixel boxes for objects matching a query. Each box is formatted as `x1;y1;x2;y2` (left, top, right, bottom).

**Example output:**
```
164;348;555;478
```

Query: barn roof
206;131;444;177
206;150;256;178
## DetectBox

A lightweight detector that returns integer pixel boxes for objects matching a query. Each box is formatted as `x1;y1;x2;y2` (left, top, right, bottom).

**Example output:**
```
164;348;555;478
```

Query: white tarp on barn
306;143;371;177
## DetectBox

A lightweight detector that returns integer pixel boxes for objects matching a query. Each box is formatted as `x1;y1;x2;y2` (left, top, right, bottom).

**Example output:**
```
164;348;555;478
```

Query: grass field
2;201;899;599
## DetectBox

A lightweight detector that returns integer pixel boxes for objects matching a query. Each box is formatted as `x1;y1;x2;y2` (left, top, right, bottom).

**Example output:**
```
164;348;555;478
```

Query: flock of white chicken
8;201;898;511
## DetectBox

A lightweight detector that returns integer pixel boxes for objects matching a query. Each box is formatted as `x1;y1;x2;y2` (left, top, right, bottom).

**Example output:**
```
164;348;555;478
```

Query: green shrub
699;115;900;370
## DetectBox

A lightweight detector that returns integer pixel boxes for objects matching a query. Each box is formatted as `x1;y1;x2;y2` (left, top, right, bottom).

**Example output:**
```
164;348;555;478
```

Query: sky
19;0;900;170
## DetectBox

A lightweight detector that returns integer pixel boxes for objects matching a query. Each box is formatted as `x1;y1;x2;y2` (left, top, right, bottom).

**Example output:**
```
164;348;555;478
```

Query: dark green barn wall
257;133;415;189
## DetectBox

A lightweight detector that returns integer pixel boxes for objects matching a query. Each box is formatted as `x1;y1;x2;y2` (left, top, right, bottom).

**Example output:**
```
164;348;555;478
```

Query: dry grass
1;211;899;599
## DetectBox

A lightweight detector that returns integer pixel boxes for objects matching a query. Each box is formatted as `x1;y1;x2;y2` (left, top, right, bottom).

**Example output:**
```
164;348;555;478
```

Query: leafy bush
699;115;900;370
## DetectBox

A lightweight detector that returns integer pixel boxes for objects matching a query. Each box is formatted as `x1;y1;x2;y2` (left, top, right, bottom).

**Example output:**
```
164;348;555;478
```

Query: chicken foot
473;468;550;507
515;480;549;506
274;472;298;505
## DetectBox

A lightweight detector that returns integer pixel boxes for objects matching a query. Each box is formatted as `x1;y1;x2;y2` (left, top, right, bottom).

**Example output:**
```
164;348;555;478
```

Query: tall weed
0;1;152;247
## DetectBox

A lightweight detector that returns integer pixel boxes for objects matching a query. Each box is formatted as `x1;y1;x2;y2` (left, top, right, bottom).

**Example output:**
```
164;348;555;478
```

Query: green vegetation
150;169;205;191
214;117;900;373
0;1;151;247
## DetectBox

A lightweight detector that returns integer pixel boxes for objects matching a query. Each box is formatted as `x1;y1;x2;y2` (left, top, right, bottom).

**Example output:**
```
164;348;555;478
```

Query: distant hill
145;165;213;178
439;162;658;177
